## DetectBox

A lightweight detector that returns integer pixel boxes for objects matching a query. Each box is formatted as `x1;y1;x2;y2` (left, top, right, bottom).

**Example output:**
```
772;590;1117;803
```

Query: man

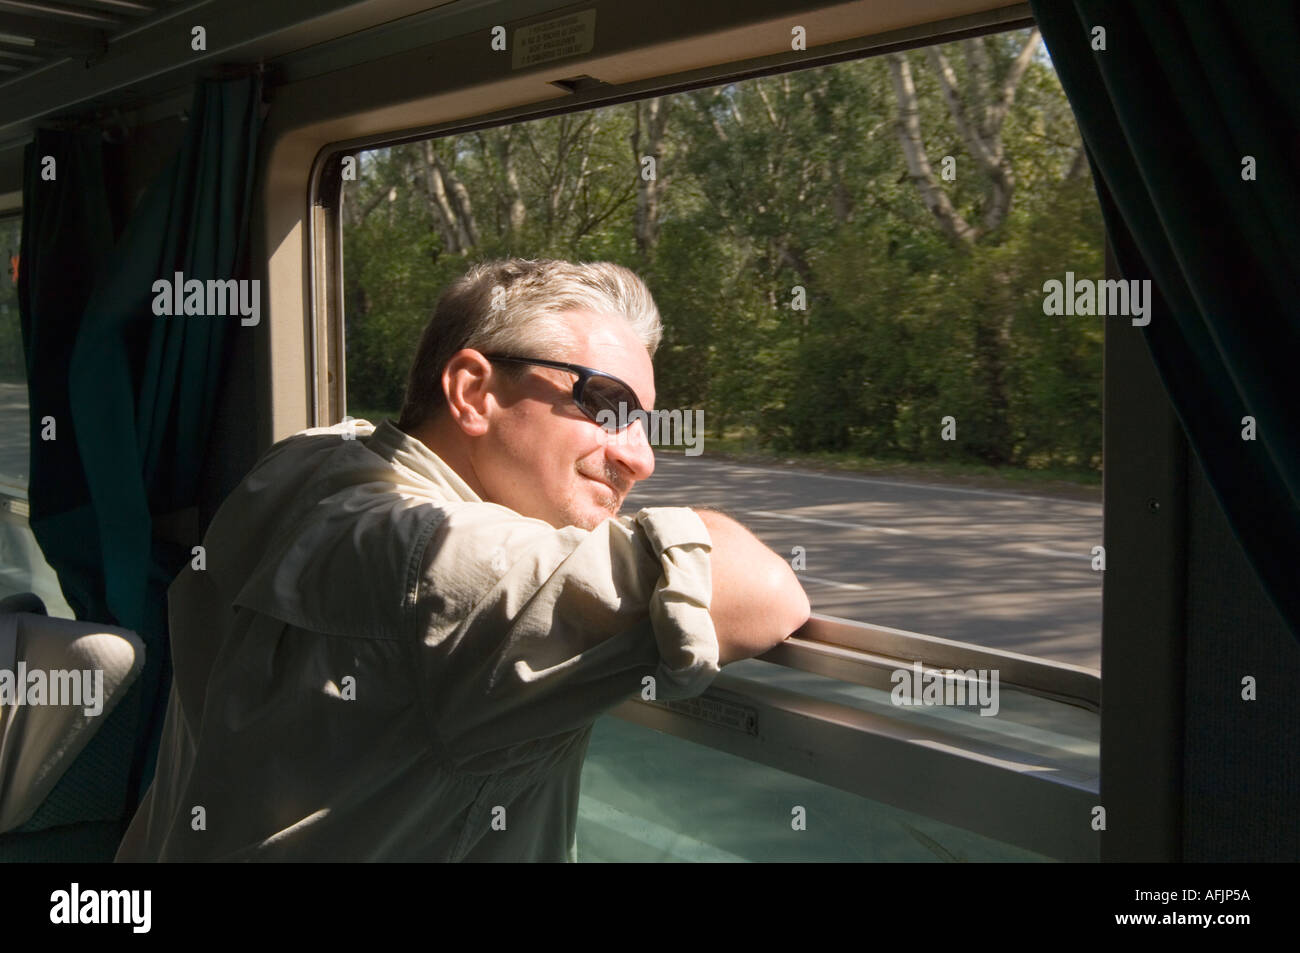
116;258;809;862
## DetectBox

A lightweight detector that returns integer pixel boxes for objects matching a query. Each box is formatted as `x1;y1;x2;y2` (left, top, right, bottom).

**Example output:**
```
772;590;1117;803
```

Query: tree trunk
419;139;480;253
495;127;527;237
887;53;978;246
889;30;1040;245
631;97;671;257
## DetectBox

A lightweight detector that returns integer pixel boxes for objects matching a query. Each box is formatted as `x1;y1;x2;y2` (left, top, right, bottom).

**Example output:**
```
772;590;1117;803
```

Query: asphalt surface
625;452;1102;670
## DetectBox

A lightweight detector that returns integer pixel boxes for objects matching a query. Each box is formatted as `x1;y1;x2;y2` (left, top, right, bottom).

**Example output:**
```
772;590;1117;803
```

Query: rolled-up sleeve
413;503;718;769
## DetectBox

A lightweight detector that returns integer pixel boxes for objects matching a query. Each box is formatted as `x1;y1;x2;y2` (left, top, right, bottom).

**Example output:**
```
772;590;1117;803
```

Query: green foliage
342;28;1104;476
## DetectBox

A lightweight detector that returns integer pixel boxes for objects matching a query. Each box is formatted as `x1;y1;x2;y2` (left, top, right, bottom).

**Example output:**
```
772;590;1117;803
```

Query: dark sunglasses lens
580;375;639;431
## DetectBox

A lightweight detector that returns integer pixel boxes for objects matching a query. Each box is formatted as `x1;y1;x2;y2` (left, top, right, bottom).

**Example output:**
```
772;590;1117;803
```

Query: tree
886;29;1041;247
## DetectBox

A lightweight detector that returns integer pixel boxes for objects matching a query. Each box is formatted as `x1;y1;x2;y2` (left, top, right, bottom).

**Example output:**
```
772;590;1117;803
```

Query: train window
0;212;73;618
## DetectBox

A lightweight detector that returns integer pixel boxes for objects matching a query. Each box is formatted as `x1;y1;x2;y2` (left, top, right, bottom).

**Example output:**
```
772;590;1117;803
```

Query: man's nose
604;416;656;482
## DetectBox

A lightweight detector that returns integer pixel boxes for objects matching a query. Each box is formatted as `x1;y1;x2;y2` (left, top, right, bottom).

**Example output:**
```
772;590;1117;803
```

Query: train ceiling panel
0;0;448;142
0;0;178;69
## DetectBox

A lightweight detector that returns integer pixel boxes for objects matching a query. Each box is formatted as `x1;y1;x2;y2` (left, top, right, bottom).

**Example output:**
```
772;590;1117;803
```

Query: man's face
469;310;657;530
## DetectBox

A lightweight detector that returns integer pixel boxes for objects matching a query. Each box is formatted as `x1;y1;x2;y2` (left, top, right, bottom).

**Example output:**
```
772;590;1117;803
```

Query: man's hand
695;509;811;665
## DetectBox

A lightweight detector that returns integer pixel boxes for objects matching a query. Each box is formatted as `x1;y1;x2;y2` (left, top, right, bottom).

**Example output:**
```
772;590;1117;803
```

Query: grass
671;433;1101;500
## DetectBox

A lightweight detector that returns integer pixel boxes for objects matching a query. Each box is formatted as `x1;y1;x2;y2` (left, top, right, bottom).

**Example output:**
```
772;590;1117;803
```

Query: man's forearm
694;508;810;665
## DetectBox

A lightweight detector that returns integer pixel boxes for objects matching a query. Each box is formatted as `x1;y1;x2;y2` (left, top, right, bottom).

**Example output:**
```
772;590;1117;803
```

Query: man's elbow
765;562;811;647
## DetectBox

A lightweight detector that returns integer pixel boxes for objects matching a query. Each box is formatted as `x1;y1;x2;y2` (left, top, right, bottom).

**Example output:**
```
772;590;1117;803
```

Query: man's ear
441;349;495;437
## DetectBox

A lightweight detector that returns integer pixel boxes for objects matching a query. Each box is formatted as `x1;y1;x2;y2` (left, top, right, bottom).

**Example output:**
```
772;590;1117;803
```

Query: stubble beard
567;462;627;529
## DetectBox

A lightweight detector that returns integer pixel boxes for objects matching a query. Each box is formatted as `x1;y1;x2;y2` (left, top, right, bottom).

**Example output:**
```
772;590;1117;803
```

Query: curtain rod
30;61;270;138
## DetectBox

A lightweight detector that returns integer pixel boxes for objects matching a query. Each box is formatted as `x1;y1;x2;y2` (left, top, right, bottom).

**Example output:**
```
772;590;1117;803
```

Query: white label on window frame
511;9;596;70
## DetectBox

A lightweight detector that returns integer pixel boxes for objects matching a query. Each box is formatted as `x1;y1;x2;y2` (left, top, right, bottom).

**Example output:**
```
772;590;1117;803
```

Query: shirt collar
363;419;482;503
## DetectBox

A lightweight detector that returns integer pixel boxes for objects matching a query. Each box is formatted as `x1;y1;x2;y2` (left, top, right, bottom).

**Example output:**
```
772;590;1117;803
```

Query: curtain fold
1029;0;1300;641
8;76;263;857
17;130;115;626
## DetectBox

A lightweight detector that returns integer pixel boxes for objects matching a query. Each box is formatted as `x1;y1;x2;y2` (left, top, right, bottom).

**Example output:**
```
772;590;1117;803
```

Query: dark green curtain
1029;0;1300;641
17;131;116;626
8;76;263;859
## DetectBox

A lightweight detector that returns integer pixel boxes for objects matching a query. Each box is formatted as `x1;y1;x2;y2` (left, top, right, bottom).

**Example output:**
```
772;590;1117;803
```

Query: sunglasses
483;354;644;433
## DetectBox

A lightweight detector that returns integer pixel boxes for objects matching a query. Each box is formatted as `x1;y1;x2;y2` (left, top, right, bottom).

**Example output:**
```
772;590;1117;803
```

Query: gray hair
396;258;662;431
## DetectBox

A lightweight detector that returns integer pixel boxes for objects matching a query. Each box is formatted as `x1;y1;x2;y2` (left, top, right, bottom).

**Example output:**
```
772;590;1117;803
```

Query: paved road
625;453;1102;670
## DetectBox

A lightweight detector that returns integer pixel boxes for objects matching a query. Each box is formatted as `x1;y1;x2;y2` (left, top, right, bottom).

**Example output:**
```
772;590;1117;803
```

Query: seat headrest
0;611;145;833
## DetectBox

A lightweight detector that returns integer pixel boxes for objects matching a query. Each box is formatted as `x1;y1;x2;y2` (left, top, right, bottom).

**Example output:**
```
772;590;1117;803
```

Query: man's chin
568;494;622;530
578;502;622;530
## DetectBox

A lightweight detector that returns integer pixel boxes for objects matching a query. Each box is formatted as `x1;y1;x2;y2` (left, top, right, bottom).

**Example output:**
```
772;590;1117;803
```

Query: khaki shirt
115;418;718;861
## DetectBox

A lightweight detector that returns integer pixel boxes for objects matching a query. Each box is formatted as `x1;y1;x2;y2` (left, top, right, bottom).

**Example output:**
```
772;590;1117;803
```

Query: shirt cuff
632;507;719;699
